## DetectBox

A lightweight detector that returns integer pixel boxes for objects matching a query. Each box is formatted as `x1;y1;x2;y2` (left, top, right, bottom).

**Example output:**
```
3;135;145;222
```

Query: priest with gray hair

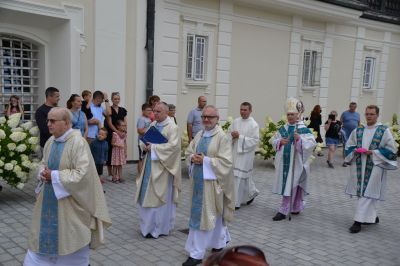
24;107;111;265
135;102;182;239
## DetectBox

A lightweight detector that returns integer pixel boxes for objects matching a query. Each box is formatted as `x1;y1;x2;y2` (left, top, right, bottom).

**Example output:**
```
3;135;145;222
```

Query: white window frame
302;49;322;87
0;35;39;121
181;19;216;92
301;40;323;90
186;34;208;81
362;57;376;89
361;46;381;92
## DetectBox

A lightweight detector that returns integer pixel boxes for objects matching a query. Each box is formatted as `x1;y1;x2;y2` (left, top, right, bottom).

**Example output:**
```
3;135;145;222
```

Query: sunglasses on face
201;115;218;120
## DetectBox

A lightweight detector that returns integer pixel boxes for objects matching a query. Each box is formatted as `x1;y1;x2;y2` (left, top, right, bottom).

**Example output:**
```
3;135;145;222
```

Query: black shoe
246;197;255;205
317;153;323;157
182;257;202;266
327;161;334;168
211;248;223;253
291;212;300;215
144;233;155;239
362;217;380;225
272;212;286;221
235;207;240;210
349;221;362;233
342;162;348;167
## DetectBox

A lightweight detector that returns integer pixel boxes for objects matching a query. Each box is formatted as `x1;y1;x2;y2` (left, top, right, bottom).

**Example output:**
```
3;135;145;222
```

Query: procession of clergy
23;97;398;266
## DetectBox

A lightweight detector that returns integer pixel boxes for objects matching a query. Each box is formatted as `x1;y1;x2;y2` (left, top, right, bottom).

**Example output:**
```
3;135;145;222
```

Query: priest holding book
135;102;181;239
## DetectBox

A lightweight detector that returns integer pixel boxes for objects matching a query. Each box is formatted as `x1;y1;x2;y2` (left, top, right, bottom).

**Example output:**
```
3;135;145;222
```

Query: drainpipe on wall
146;0;155;100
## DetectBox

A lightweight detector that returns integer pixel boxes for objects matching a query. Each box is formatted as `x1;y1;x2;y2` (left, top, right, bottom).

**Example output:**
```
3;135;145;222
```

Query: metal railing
318;0;400;24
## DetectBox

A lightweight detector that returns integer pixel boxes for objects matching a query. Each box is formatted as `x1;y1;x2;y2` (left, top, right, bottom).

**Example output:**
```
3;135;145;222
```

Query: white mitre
285;97;304;114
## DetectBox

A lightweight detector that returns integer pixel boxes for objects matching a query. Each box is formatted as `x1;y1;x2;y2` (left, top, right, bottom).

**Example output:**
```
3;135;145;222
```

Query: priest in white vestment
135;102;181;239
270;98;316;221
183;105;234;266
227;102;259;209
24;107;111;266
345;105;397;233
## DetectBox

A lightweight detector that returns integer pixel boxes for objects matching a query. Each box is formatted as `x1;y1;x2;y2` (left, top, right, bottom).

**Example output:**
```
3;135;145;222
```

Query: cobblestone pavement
1;150;400;266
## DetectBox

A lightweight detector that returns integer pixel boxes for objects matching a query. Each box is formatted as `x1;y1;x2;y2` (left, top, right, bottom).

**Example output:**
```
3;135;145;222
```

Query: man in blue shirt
187;96;207;140
340;102;360;166
87;91;110;143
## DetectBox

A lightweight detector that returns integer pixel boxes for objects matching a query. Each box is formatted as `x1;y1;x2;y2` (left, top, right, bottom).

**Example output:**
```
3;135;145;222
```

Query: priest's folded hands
191;153;204;164
40;167;52;182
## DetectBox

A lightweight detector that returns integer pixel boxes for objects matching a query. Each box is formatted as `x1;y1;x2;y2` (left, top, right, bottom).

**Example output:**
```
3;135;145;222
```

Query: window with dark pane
0;35;39;121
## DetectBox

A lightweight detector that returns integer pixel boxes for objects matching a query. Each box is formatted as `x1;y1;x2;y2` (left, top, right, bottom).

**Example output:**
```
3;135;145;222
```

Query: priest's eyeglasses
204;245;269;266
201;115;217;120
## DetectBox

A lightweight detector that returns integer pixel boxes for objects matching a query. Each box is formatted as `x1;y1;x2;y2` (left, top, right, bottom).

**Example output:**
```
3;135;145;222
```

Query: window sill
362;88;376;93
185;81;210;89
302;86;319;92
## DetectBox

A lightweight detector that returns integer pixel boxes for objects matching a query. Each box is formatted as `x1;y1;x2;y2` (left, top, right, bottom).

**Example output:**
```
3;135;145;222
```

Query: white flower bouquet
0;113;39;189
257;116;287;160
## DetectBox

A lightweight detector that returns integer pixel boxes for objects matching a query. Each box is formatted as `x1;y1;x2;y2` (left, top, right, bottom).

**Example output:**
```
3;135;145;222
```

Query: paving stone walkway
1;150;400;266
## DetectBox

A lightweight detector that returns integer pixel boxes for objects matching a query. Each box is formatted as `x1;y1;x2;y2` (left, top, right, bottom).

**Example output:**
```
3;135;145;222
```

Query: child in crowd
136;103;152;174
81;90;93;120
90;128;108;184
147;95;160;121
111;120;127;183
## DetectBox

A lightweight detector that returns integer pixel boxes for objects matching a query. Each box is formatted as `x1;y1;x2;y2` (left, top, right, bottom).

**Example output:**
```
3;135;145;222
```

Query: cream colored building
1;0;400;160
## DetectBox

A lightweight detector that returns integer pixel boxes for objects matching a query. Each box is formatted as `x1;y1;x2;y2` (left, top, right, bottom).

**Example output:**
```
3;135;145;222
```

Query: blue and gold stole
138;123;165;206
189;135;212;230
278;125;311;194
355;125;396;196
39;141;66;255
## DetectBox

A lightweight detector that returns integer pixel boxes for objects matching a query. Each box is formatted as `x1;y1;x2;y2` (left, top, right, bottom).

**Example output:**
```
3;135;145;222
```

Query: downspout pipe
146;0;155;100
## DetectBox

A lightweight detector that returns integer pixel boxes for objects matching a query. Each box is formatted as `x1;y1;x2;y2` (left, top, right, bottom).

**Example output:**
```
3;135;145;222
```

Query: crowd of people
10;87;396;266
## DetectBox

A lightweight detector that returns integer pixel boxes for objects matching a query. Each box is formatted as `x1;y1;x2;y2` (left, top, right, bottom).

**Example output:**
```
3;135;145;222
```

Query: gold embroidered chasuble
186;125;235;231
28;130;112;256
135;118;182;207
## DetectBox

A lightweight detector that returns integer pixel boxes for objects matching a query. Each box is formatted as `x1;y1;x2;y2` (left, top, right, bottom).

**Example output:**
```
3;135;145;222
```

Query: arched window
0;35;39;121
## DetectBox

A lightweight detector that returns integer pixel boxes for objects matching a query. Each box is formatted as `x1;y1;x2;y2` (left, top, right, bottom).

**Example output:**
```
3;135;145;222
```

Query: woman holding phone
324;110;342;168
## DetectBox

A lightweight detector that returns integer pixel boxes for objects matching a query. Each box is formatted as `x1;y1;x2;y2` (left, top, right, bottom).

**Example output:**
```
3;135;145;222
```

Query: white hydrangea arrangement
0;113;39;189
258;116;287;160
